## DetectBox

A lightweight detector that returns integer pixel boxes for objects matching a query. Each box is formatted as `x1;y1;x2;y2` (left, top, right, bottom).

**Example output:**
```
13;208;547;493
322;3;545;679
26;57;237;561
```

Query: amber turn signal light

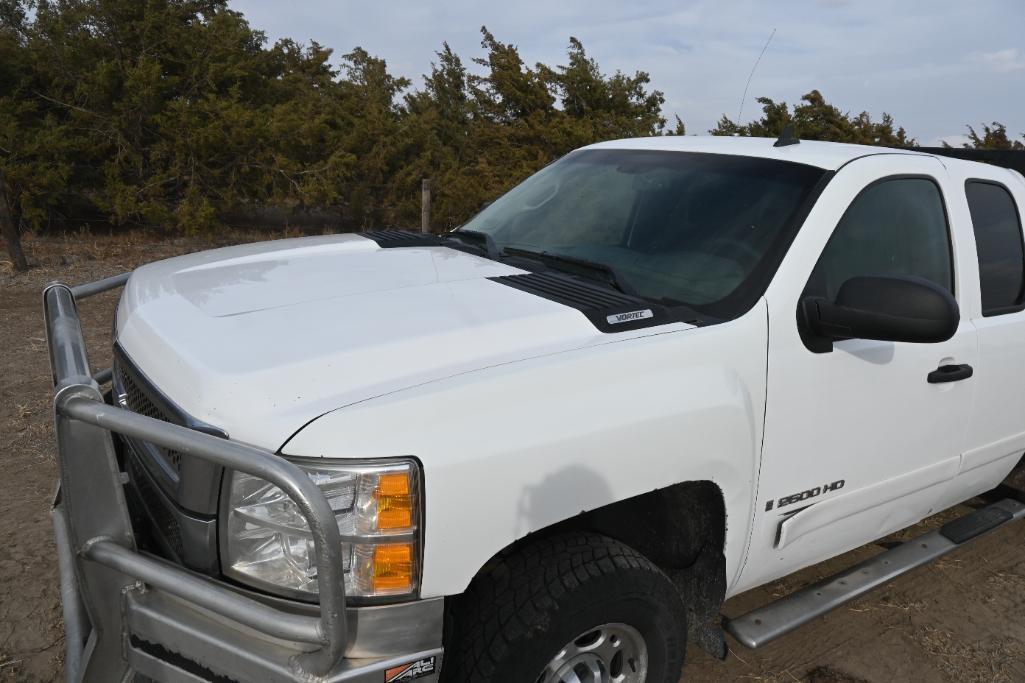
376;472;413;530
372;543;414;593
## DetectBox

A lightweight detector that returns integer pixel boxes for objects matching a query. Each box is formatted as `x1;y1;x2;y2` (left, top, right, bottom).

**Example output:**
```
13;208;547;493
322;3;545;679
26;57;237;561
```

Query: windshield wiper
443;229;501;259
502;247;639;297
502;246;713;324
442;236;646;302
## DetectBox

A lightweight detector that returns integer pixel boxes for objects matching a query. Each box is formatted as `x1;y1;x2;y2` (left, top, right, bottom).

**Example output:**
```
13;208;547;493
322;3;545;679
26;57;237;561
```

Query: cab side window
806;178;953;301
965;181;1025;316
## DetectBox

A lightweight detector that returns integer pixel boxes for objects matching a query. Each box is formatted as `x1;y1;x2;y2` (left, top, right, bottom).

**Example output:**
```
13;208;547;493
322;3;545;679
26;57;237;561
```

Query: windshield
461;149;827;320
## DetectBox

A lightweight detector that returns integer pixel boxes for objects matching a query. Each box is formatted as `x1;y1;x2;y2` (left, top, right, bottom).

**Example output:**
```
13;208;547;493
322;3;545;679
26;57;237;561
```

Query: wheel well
485;480;725;570
575;481;726;571
464;481;728;656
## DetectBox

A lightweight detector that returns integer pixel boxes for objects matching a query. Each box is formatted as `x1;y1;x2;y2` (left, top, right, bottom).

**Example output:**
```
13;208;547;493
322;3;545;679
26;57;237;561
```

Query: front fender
283;301;768;597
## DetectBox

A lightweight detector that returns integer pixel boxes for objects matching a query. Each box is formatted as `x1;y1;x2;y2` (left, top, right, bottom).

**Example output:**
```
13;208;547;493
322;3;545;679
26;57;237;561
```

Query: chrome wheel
536;622;648;683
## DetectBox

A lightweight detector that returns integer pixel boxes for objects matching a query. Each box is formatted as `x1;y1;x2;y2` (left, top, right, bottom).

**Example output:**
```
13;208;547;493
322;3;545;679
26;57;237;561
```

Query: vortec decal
606;309;653;325
385;656;436;682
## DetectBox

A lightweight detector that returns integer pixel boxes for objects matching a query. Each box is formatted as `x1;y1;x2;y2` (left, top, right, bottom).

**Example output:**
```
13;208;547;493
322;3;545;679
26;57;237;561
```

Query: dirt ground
2;232;1025;682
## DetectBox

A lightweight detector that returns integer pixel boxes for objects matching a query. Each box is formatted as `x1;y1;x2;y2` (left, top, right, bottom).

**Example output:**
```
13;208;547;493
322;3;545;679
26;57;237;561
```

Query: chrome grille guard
43;275;348;681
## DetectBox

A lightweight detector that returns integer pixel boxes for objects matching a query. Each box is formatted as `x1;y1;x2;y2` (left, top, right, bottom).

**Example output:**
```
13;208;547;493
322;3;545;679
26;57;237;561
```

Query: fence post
421;178;431;234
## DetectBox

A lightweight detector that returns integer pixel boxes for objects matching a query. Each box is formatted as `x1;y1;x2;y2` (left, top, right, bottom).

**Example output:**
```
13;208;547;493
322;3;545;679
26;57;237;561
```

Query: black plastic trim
490;271;681;333
927;363;974;384
360;229;500;260
122;437;220;575
939;506;1012;543
359;229;443;248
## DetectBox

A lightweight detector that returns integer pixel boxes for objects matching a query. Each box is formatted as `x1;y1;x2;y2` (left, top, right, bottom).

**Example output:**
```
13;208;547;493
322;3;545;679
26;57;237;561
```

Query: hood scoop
490;272;674;333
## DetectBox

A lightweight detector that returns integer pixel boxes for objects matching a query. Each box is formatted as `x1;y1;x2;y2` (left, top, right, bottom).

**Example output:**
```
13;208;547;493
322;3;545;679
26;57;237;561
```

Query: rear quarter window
965;180;1025;316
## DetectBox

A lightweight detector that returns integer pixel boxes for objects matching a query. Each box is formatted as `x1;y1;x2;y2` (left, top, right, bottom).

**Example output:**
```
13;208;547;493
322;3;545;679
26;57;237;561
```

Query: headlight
222;458;421;602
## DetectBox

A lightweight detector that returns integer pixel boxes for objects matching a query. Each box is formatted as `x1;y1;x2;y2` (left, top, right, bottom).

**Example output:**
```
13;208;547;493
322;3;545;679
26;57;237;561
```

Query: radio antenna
736;28;776;126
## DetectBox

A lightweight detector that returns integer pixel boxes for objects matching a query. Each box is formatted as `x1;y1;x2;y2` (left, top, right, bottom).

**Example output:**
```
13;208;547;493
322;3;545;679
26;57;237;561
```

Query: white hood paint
115;234;688;449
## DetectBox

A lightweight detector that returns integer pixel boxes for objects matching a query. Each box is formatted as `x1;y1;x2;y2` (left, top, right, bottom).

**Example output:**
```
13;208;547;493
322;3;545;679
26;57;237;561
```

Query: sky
231;0;1024;146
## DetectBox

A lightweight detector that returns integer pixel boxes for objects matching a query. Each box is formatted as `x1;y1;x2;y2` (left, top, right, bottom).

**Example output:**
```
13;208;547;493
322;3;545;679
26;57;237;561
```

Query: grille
125;452;185;560
116;360;183;473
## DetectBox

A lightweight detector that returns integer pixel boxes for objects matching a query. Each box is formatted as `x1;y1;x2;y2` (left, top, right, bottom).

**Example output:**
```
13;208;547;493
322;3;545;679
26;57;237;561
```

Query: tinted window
462;149;826;319
966;181;1025;316
807;178;952;301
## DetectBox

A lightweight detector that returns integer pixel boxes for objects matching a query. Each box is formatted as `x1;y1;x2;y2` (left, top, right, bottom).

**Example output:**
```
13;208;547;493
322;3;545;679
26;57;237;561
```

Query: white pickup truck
43;135;1025;683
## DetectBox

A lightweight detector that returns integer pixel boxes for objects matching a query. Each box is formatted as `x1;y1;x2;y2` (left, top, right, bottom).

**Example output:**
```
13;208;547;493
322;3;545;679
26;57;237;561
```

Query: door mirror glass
802;275;959;348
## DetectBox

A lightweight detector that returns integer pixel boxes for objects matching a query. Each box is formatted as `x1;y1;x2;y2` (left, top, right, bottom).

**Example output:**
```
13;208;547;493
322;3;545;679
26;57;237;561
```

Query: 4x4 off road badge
385;656;436;681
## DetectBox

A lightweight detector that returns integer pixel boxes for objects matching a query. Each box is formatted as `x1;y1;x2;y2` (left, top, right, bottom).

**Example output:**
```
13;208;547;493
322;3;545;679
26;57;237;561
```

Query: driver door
734;155;978;592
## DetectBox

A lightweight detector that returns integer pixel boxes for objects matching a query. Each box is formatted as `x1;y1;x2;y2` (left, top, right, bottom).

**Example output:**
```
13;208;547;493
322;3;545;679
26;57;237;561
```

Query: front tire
443;533;687;683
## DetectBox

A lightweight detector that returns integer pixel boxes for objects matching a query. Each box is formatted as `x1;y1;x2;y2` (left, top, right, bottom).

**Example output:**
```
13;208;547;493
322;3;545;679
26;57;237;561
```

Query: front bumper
43;275;443;682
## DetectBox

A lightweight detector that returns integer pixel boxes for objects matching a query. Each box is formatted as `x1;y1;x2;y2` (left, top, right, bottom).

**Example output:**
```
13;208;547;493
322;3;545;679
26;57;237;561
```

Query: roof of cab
584;135;930;171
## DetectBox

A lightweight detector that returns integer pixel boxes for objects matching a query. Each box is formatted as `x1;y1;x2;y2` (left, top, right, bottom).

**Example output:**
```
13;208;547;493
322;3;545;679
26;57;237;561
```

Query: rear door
936;168;1025;509
734;154;979;593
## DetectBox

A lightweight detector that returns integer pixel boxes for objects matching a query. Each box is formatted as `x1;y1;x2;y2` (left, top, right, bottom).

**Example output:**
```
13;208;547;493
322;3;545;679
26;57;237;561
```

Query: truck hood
115;234;680;450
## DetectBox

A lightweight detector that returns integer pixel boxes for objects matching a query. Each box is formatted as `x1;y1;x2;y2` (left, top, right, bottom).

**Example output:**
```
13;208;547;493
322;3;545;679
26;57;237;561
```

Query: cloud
969;48;1025;73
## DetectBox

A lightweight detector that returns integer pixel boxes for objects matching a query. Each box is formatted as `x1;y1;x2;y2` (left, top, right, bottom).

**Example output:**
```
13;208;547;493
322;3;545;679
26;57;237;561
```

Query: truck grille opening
125;453;185;560
115;360;185;473
111;347;224;570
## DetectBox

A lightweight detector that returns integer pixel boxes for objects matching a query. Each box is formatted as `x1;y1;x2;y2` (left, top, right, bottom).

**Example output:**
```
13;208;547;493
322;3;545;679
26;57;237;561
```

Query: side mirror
801;275;959;350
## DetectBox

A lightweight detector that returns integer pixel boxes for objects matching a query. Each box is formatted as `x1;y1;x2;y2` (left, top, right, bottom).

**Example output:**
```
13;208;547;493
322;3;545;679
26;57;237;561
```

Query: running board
724;498;1025;649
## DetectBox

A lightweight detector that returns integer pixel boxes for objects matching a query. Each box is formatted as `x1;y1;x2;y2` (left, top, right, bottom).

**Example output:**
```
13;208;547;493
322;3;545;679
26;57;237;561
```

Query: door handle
928;363;974;384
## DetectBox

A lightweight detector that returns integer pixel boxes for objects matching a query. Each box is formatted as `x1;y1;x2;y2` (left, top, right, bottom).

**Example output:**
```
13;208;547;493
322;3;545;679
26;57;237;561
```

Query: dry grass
804;666;872;683
738;670;803;682
733;665;870;683
913;625;1025;683
987;569;1025;592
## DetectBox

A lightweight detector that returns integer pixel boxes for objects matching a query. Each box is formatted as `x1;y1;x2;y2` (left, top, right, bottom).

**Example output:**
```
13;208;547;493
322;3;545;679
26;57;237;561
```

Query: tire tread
444;533;681;682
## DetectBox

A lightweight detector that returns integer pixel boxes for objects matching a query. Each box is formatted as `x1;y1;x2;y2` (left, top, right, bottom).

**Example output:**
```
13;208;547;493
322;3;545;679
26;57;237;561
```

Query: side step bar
724;498;1025;649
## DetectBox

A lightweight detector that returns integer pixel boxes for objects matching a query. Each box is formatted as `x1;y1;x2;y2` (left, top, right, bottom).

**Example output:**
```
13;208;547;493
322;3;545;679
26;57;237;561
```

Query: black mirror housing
802;275;959;351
